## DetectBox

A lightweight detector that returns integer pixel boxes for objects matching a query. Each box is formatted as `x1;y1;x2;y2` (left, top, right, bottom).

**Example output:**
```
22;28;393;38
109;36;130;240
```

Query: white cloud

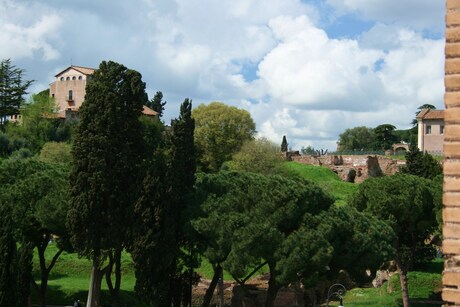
0;1;62;60
0;0;445;151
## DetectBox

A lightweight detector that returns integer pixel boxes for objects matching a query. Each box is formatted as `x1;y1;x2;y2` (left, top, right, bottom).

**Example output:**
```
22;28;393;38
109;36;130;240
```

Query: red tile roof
55;65;96;77
143;105;158;116
417;109;444;120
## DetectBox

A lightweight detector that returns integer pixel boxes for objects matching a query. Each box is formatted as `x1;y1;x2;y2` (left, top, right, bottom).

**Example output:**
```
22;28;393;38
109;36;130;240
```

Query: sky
0;0;446;151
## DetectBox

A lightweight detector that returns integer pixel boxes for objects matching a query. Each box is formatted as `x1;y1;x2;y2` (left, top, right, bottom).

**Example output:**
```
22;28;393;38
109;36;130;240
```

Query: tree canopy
402;145;442;179
225;137;283;175
349;173;439;307
0;59;33;126
192;171;393;306
0;158;71;307
193;102;256;172
337;126;375;151
373;124;398;150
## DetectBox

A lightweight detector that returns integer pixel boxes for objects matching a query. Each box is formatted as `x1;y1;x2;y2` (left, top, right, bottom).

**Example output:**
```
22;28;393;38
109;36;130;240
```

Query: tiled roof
143;105;158;116
417;109;444;120
55;65;96;77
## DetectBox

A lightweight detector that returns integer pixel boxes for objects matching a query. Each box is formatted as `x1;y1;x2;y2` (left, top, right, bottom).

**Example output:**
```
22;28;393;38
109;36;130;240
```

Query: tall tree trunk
37;244;48;307
265;263;281;307
218;269;224;307
87;258;102;307
106;248;122;307
37;240;64;307
395;259;410;307
202;263;222;307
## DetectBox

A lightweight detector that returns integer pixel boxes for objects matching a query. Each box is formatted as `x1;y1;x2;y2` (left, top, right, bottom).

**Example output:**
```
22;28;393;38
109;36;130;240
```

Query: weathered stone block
448;12;460;26
444;193;460;206
443;288;460;304
445;92;460;107
446;75;460;90
445;224;460;239
445;143;460;158
443;239;460;254
447;0;460;10
444;161;460;175
447;28;460;43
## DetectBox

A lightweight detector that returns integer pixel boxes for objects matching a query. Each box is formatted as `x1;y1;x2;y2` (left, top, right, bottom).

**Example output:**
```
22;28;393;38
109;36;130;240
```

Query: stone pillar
443;0;460;305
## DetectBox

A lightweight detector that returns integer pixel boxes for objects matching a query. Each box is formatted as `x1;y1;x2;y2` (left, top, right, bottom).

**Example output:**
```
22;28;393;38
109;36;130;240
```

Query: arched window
66;76;70;80
78;76;83;80
60;77;64;81
72;76;76;80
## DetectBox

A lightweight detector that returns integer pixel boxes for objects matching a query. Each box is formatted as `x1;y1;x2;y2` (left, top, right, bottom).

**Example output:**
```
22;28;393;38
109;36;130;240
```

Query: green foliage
0;58;33;126
193;101;256;172
373;124;398;150
130;98;197;306
301;145;316;155
317;206;394;283
0;158;71;305
147;91;166;118
3;93;72;155
68;60;147;257
0;204;18;306
338;126;375;151
402;145;442;179
278;162;358;206
225;137;283;175
192;171;391;305
67;61;148;306
39;142;72;164
349;173;439;306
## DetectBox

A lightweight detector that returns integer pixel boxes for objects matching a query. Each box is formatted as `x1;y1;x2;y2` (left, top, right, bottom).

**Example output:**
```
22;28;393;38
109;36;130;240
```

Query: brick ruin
289;154;403;183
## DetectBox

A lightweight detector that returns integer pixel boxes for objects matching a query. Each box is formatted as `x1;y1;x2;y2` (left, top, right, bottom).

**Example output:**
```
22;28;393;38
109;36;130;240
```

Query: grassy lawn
35;244;442;306
329;260;443;307
279;161;358;205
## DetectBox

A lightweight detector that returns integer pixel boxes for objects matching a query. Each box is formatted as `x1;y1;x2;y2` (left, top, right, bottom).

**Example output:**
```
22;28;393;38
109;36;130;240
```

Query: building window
78;76;83;80
66;76;70;80
426;125;432;134
72;76;76;80
67;90;73;101
441;125;445;135
60;77;64;81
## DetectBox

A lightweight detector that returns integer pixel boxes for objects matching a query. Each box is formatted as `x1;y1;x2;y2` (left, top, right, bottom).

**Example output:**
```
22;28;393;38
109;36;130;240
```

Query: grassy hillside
279;161;358;205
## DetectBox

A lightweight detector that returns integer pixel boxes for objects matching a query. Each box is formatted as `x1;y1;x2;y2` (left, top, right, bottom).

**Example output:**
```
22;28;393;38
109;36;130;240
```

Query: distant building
49;65;157;120
417;109;444;155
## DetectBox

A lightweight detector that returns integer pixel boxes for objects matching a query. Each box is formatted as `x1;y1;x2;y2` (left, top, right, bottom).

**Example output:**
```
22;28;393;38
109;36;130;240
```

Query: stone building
49;65;95;119
49;65;157;120
417;109;445;154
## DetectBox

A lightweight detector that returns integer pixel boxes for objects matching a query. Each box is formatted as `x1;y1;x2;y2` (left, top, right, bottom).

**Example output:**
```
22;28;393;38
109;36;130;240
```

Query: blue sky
0;0;446;150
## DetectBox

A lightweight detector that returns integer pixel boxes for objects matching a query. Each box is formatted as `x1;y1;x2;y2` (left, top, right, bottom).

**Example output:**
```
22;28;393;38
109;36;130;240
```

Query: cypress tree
67;61;147;307
130;98;196;306
281;135;288;152
169;98;197;306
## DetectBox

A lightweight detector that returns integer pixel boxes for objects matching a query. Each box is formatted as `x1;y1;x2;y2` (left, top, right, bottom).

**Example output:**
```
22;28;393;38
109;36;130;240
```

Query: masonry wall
422;119;445;154
49;68;89;113
443;1;460;304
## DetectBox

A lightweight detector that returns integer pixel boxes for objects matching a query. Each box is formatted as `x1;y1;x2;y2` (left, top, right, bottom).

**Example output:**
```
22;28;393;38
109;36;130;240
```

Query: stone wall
443;1;460;304
290;155;402;183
